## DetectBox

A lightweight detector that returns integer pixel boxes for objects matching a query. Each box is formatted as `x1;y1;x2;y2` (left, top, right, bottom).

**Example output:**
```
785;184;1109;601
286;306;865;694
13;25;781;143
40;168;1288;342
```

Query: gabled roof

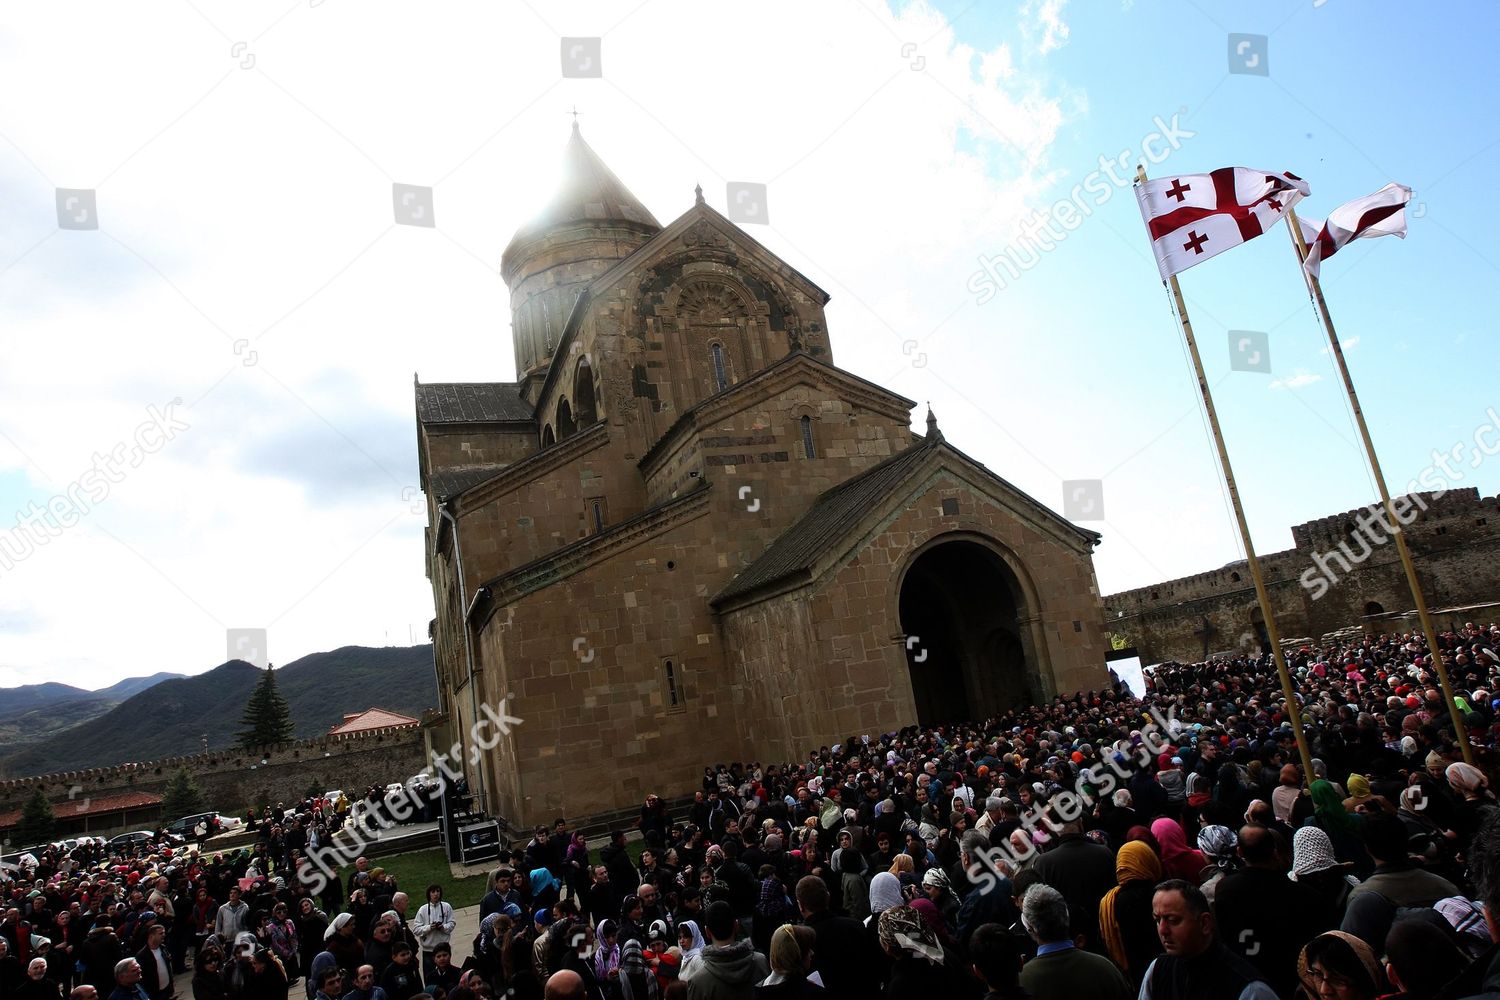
429;465;511;501
328;707;420;735
415;381;533;424
713;435;1101;606
714;438;941;605
501;123;661;276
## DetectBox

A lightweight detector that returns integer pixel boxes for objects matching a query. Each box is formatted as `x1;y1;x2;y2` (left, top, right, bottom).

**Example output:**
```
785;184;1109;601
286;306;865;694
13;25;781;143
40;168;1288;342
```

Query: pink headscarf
1150;817;1207;883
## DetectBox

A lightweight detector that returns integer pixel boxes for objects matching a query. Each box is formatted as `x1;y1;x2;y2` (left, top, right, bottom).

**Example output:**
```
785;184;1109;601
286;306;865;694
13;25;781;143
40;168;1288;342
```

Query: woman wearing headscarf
674;920;705;978
878;905;963;999
295;899;327;984
1287;827;1358;936
322;914;363;983
1213;762;1249;816
1150;817;1206;883
617;940;658;1000
919;868;959;931
1098;841;1164;987
861;872;903;989
1295;930;1388;999
1446;761;1499;855
827;838;867;922
1307;779;1372;879
528;868;561;914
248;947;289;1000
1195;825;1240;903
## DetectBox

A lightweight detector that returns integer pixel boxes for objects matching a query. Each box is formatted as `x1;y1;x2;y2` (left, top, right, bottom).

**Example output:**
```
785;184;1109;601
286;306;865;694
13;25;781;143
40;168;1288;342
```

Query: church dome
500;122;661;280
501;124;662;386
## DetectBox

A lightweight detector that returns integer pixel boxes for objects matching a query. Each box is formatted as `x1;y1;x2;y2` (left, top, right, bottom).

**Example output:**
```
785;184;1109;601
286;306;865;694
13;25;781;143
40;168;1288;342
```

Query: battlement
0;725;427;815
1288;489;1490;548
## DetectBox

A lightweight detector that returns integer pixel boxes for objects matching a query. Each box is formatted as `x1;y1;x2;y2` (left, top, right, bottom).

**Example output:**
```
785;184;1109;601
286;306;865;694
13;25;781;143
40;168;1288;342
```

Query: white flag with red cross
1297;182;1413;279
1136;168;1310;281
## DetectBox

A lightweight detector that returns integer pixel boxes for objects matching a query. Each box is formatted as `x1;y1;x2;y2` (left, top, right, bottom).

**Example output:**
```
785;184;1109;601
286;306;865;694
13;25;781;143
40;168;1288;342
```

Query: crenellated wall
1105;489;1500;662
0;725;428;821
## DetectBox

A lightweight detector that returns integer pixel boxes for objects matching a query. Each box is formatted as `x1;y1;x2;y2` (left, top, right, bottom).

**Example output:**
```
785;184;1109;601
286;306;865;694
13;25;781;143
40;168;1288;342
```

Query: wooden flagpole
1285;208;1475;764
1136;165;1316;786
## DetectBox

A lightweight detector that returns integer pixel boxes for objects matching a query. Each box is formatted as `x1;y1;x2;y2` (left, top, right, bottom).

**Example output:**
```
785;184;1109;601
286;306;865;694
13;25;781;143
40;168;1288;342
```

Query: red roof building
327;707;421;736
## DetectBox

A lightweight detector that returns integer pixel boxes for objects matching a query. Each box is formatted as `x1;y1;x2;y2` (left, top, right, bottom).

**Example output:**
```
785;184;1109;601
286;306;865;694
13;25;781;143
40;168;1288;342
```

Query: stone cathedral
415;124;1109;826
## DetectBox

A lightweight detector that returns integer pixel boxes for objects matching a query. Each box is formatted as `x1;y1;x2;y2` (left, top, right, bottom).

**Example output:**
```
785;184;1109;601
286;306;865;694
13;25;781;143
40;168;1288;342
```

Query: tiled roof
0;790;163;829
328;707;421;735
714;439;939;605
429;465;510;501
415;382;532;424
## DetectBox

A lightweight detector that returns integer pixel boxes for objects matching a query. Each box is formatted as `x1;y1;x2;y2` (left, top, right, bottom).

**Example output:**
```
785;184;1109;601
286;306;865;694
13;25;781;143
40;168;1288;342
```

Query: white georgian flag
1136;168;1311;281
1298;182;1413;278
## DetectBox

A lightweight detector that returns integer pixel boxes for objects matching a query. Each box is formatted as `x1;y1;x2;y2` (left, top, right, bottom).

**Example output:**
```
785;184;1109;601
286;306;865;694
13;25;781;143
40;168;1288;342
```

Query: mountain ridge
0;645;436;778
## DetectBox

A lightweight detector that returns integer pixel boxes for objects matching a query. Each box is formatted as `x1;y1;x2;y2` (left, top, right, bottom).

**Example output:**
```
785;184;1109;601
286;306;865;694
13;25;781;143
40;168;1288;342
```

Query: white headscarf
323;913;352;941
868;872;903;915
678;919;705;962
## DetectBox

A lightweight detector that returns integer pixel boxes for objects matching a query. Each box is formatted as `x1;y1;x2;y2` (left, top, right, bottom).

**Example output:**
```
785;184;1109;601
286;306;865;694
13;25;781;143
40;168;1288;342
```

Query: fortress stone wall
1105;489;1500;663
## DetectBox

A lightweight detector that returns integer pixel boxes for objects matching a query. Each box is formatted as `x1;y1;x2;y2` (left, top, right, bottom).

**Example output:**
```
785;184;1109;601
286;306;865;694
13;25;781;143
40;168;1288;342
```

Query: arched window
556;398;576;439
541;424;556;447
1364;601;1385;616
800;415;815;459
573;361;598;426
710;343;728;392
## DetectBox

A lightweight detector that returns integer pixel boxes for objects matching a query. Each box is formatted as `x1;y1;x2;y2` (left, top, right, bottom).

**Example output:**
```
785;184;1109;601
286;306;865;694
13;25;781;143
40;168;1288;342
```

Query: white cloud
1318;336;1360;354
1269;371;1324;390
1021;0;1071;55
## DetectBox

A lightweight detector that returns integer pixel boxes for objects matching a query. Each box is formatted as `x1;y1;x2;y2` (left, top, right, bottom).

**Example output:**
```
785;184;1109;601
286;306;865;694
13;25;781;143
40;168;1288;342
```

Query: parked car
106;830;158;852
212;813;244;831
164;812;221;840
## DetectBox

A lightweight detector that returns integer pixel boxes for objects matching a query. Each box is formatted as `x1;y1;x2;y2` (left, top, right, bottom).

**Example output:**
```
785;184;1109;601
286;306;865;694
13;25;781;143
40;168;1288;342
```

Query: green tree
238;662;295;748
161;769;205;818
16;788;55;843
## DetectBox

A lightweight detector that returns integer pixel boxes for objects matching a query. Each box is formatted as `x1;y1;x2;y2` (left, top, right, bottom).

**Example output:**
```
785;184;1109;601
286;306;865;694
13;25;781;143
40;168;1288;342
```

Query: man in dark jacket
794;877;877;996
955;832;1018;950
599;832;638;906
1138;881;1276;1000
1028;817;1116;951
1213;824;1317;998
133;925;173;1000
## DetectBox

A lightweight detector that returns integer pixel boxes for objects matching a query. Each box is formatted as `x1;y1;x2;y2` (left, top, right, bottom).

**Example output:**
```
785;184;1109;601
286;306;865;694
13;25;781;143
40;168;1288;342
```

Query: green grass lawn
332;841;645;910
335;849;489;908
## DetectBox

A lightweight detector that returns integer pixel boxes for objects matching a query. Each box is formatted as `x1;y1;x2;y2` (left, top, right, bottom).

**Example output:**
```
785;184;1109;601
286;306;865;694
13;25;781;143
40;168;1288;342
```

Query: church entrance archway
898;537;1034;725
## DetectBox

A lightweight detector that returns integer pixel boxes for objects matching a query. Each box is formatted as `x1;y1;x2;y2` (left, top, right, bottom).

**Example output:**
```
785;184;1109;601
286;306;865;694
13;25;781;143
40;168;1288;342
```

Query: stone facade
1104;488;1500;663
416;127;1110;828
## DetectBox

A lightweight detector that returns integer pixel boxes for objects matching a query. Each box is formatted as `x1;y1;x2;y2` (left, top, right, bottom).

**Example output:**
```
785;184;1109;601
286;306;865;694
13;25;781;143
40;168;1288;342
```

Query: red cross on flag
1297;182;1413;278
1136;168;1310;280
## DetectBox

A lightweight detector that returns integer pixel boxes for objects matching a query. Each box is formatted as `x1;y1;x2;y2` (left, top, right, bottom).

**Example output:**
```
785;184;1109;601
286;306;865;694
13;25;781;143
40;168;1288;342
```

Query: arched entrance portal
898;538;1033;725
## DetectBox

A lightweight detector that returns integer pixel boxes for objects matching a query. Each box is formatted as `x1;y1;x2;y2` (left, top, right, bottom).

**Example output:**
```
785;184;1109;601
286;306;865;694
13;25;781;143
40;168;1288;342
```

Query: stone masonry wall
0;727;427;820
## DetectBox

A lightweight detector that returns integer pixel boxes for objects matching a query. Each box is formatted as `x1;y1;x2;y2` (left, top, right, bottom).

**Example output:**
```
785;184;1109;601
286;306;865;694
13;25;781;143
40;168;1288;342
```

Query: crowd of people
6;622;1500;1000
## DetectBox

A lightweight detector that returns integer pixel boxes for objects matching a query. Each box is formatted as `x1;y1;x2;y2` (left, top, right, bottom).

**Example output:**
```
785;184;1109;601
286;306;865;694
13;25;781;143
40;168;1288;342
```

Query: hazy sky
1;0;1496;688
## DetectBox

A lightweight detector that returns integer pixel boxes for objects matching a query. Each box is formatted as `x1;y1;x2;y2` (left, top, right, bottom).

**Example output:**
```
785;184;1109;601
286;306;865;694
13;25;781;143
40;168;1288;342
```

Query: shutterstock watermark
966;113;1196;304
966;704;1179;892
0;400;190;576
1300;405;1500;600
297;695;522;895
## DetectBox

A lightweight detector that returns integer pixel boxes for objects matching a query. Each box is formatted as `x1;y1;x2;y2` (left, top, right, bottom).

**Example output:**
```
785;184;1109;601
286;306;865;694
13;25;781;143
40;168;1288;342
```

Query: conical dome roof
501;123;661;277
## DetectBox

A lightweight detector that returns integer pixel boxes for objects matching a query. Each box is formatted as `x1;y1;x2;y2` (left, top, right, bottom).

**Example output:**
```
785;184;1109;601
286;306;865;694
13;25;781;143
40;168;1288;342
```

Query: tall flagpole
1285;208;1475;764
1136;165;1316;786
